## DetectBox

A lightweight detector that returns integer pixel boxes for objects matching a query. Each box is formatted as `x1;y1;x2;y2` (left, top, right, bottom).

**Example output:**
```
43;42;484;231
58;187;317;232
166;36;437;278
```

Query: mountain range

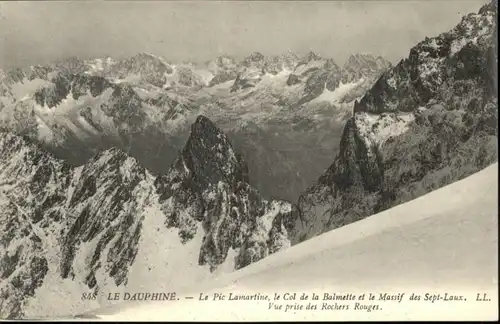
0;50;392;202
0;0;497;320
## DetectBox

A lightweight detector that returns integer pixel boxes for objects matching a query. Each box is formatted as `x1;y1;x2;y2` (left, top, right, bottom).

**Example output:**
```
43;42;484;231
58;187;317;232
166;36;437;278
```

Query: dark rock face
300;64;341;104
61;148;148;287
0;132;156;318
33;74;70;109
0;133;72;319
101;83;146;132
355;3;496;114
154;115;292;270
182;115;250;189
33;73;112;109
27;66;53;81
288;0;498;245
55;57;88;76
71;74;112;99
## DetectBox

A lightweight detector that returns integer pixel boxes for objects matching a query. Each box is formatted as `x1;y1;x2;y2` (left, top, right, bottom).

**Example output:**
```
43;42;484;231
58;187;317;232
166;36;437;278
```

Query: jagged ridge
0;115;292;319
287;0;498;244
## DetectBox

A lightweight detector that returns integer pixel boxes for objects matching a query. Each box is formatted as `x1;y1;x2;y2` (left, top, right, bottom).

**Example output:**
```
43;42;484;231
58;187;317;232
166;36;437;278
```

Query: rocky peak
355;1;496;114
153;116;291;271
263;52;300;74
132;52;170;64
268;51;300;64
302;51;322;63
230;54;267;92
1;65;52;86
6;68;25;84
207;55;238;72
275;50;300;63
82;56;117;75
375;55;392;69
67;146;147;213
344;53;391;71
107;53;173;87
207;55;240;87
54;56;87;76
179;115;249;189
214;55;237;66
341;53;392;84
243;52;266;67
27;65;53;81
479;0;497;15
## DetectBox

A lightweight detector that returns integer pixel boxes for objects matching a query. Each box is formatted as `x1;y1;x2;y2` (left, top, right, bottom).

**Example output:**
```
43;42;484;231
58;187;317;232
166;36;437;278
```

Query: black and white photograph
0;0;497;321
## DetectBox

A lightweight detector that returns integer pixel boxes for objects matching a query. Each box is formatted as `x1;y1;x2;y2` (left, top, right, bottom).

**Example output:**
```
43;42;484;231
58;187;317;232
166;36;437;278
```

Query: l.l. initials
476;293;491;302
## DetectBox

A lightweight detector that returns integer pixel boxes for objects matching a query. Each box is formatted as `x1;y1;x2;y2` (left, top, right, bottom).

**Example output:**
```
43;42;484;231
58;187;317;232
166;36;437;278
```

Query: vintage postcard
0;0;497;321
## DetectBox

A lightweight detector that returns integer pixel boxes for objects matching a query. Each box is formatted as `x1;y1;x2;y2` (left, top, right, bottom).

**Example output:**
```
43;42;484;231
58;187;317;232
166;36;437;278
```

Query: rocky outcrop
0;132;73;318
60;148;150;287
354;2;496;114
287;0;498;245
154;115;292;270
33;73;112;109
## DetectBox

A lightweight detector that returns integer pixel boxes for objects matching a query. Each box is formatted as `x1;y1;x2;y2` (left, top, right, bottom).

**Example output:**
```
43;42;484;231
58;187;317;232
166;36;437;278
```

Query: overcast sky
0;0;487;69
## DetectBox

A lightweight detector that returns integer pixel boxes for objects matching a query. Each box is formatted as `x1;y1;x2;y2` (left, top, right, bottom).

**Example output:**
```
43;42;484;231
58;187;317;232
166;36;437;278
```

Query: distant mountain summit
341;53;392;84
301;51;323;63
207;55;240;87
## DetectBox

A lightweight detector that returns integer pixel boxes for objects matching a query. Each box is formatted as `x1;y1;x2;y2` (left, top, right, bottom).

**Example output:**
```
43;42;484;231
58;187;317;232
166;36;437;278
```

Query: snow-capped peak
302;51;322;63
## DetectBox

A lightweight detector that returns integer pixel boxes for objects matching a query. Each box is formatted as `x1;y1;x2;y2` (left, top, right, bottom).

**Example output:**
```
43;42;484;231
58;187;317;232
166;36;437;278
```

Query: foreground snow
81;163;497;321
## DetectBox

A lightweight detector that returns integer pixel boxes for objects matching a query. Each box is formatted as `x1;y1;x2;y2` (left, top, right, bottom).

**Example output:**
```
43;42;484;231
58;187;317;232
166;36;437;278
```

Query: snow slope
82;162;498;321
